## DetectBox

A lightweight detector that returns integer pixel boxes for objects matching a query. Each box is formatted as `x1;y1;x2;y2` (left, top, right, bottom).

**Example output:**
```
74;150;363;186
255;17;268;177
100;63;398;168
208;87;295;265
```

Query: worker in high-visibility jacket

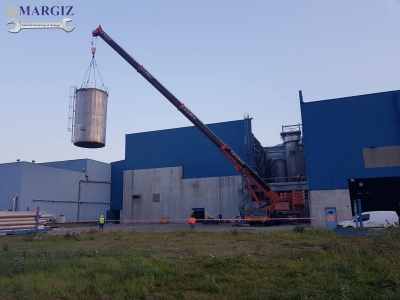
189;214;196;230
99;215;105;231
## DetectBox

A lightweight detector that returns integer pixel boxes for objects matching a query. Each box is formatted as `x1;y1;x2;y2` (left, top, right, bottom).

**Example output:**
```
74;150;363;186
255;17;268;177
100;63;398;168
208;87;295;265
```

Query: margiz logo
6;6;74;16
6;5;75;33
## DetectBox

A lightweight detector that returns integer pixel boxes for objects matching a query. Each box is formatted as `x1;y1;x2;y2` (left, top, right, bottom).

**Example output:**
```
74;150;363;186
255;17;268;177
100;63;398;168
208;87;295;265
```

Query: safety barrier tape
61;216;354;224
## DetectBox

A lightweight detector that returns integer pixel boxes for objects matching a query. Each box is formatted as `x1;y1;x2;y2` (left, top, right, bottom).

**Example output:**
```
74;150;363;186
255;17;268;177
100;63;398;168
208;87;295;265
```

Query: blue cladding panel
125;120;251;179
86;160;111;181
0;163;24;210
20;163;86;220
110;160;125;211
301;90;400;190
0;162;110;221
40;159;110;181
39;159;88;173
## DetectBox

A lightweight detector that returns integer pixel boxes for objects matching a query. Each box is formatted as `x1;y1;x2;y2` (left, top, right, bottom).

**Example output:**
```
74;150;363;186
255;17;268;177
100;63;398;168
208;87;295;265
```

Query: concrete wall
122;166;243;221
309;189;352;228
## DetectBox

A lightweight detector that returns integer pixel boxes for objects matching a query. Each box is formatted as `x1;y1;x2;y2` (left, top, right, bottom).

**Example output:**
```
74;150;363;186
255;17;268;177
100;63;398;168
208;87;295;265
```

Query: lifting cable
80;36;107;92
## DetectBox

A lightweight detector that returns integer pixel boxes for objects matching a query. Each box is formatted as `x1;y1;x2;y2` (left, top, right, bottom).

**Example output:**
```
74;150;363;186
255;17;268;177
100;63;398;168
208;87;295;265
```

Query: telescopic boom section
92;25;282;203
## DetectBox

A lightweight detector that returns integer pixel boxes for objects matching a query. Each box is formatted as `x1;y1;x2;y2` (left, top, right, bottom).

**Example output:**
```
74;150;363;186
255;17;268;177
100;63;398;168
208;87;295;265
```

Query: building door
325;207;337;229
348;177;400;216
192;208;205;220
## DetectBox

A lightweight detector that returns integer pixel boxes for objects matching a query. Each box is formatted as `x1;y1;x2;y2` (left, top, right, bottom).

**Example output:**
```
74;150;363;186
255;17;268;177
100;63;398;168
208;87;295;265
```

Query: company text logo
6;6;74;16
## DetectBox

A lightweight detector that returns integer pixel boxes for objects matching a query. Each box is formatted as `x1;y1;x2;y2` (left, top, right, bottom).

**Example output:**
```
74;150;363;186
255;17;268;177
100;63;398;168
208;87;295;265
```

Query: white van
337;211;399;228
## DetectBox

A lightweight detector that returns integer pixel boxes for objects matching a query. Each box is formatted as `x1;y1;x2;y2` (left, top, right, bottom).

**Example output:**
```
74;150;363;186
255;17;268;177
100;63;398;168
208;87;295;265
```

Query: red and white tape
62;216;354;224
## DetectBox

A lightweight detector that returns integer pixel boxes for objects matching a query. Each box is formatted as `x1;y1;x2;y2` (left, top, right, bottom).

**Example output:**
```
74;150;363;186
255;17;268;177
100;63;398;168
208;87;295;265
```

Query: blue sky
1;0;400;165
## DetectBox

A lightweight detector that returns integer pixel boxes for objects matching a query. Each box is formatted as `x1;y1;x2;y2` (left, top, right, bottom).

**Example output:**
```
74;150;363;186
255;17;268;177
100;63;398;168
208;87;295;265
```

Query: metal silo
280;125;302;182
72;87;108;148
266;150;288;183
296;145;307;179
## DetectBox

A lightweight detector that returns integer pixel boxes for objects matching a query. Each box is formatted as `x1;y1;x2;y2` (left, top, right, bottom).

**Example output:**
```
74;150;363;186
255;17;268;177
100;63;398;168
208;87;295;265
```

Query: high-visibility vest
99;217;105;224
189;218;196;225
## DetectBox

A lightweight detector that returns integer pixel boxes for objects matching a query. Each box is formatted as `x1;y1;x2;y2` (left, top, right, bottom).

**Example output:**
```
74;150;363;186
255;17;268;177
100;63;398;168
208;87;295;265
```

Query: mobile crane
92;25;304;225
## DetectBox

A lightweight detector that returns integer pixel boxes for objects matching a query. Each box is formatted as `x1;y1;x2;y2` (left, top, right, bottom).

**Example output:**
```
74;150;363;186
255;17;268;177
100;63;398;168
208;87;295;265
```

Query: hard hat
101;215;103;217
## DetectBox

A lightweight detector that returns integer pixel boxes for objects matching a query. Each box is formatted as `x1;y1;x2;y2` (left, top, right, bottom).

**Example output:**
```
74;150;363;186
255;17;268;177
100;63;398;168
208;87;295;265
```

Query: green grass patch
0;228;399;299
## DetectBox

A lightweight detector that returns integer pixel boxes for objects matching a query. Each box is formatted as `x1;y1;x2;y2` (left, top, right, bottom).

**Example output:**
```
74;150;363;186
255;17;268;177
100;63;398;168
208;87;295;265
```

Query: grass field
0;226;399;300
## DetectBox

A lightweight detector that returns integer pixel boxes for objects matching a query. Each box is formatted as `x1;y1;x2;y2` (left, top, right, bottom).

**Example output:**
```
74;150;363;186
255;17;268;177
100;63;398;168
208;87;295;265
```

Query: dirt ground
48;222;311;235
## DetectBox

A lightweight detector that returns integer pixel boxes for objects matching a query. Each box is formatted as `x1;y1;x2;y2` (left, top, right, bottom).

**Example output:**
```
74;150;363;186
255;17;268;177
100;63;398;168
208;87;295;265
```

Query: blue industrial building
300;89;400;227
124;119;254;179
4;87;398;227
111;117;308;221
0;118;279;222
109;159;125;220
0;159;111;222
111;118;260;220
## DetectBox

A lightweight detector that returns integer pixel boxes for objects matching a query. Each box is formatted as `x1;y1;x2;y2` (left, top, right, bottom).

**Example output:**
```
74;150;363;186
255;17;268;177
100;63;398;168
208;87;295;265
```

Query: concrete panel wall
122;167;243;221
309;189;352;228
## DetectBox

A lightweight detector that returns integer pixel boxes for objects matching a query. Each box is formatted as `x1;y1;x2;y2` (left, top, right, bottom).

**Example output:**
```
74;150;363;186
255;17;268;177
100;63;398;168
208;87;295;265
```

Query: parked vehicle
337;211;399;228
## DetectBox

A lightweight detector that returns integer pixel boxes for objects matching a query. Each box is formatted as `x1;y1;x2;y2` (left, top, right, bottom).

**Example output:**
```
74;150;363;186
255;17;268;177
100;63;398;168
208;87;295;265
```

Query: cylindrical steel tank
270;159;288;183
73;87;108;148
296;145;307;178
266;150;288;183
281;132;301;182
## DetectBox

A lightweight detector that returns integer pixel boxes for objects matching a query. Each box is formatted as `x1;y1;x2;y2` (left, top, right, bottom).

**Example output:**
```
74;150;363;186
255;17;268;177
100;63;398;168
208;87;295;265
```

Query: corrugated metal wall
0;163;24;210
40;159;88;173
0;160;111;221
125;119;253;179
40;159;111;181
301;90;400;190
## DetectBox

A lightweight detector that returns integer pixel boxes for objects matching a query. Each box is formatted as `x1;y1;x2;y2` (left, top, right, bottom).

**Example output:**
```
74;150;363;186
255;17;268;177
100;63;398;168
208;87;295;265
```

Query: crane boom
92;25;282;206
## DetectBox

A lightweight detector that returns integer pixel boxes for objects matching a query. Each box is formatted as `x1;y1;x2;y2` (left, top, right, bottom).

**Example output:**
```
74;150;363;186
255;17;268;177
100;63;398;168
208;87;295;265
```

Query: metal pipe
0;220;36;226
32;199;110;204
357;199;363;230
12;197;18;211
353;200;358;229
35;207;39;231
0;213;37;218
0;224;39;228
0;218;36;222
41;214;54;218
0;225;37;230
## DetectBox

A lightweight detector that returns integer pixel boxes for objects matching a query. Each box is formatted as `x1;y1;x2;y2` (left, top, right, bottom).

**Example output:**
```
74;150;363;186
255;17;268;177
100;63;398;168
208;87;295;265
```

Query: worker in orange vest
189;214;196;230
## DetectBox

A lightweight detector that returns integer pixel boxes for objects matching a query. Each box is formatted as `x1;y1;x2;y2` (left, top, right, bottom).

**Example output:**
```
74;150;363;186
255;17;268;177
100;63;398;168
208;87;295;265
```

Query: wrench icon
7;18;75;33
